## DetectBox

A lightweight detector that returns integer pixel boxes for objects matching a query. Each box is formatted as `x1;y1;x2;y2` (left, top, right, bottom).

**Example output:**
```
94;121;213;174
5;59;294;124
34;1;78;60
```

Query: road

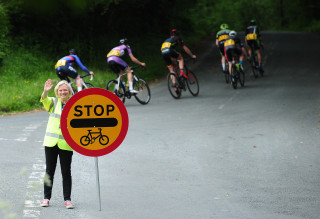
0;32;319;219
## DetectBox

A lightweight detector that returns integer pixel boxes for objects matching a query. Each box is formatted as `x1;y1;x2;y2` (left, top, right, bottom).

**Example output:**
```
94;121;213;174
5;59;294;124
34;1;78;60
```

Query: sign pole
95;157;102;211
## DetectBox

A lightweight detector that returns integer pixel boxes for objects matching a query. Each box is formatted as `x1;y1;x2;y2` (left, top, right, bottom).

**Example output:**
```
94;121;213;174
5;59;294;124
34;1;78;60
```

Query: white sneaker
129;89;139;94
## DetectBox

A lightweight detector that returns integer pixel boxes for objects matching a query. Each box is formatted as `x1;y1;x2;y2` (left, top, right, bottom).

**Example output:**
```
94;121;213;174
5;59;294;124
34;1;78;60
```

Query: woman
40;79;74;209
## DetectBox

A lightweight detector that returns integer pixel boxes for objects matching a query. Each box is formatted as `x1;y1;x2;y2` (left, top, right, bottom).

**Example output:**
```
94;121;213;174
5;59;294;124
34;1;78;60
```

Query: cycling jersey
216;29;231;55
161;36;185;66
55;55;90;74
216;29;231;45
55;55;90;80
107;45;133;74
161;36;184;53
245;25;261;41
224;36;244;62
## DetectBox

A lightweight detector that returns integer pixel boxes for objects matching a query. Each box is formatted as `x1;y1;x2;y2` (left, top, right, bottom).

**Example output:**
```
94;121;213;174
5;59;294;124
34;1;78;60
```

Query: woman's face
58;84;70;102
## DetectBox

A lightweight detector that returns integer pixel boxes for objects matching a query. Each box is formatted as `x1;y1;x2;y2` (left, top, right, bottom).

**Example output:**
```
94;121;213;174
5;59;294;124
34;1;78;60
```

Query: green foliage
0;3;9;61
0;0;319;114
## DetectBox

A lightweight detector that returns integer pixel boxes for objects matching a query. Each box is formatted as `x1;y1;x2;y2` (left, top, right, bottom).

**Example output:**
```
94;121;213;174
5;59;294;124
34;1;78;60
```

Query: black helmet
69;49;77;55
119;38;128;45
250;19;256;25
170;29;179;36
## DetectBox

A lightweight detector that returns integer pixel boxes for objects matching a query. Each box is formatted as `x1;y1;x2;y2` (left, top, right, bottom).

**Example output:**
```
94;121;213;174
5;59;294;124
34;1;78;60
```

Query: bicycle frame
85;129;103;143
106;65;151;105
66;74;93;95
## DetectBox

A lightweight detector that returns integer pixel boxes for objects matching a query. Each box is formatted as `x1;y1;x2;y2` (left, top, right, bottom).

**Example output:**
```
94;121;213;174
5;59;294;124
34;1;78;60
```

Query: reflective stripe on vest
49;98;60;119
45;132;65;140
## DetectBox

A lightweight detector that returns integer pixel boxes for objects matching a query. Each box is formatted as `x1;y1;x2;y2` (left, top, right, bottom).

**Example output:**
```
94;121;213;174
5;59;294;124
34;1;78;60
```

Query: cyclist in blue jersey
107;38;146;93
216;24;231;74
161;29;196;93
55;49;94;92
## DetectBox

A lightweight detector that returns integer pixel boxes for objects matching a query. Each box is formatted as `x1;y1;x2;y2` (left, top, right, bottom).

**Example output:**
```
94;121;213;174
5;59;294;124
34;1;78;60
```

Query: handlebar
131;65;145;71
81;74;94;81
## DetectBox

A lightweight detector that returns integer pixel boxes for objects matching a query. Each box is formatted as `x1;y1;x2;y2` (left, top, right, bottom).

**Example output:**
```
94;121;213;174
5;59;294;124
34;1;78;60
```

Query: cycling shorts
161;49;180;66
56;65;78;81
218;43;226;56
108;60;127;75
225;47;242;62
247;40;260;50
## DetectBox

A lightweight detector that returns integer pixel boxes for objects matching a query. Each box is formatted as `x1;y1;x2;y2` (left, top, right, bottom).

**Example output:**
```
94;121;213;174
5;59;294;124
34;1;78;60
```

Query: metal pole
95;157;102;211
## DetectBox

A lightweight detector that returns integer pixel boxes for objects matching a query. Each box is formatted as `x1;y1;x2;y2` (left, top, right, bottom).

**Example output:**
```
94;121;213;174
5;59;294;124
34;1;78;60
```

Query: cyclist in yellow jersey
216;24;231;74
224;31;248;81
161;29;196;93
245;19;264;72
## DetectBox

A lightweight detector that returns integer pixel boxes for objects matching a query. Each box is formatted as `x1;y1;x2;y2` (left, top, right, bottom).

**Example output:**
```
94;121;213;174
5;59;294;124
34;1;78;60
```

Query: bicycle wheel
231;65;238;89
186;70;199;96
83;82;94;89
259;67;264;77
224;71;230;84
251;56;258;78
80;136;90;146
99;135;109;145
167;73;181;99
239;69;245;87
106;80;126;103
133;78;151;105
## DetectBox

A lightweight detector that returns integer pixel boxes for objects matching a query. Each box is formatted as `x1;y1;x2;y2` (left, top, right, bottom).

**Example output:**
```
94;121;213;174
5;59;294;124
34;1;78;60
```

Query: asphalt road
0;32;319;219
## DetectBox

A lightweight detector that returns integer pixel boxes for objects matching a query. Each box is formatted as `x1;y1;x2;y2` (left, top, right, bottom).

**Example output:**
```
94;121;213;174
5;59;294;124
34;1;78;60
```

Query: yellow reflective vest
40;96;73;151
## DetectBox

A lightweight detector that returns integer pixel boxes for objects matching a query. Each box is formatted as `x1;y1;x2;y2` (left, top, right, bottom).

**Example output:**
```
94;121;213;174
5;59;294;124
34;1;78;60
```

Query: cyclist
107;38;146;94
216;24;231;74
55;49;94;92
161;29;196;92
245;19;264;72
224;30;247;81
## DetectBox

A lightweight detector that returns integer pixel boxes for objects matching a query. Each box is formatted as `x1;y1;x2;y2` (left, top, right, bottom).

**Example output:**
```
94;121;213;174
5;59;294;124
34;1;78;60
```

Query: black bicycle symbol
80;128;109;146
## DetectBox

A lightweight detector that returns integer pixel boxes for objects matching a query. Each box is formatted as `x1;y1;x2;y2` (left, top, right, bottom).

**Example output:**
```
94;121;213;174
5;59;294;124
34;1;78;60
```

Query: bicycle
80;128;109;146
59;73;94;95
229;52;245;89
105;65;151;105
248;45;264;78
167;59;199;99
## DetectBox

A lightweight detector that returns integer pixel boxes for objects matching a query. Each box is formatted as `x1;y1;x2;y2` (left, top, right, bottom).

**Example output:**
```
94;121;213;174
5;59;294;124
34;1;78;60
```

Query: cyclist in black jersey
245;19;264;72
161;29;196;90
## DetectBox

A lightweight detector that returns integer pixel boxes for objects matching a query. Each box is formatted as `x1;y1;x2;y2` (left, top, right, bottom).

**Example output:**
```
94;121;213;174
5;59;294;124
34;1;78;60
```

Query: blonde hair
54;80;72;97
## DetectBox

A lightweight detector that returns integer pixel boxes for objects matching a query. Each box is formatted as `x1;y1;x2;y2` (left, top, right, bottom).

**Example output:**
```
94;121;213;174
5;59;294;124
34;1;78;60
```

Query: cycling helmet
220;24;229;30
170;29;179;36
250;19;256;25
69;49;77;55
119;38;129;45
229;30;237;36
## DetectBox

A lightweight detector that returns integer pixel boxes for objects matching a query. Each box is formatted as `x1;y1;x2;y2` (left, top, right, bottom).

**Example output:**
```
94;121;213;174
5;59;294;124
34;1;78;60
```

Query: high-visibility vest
41;96;73;151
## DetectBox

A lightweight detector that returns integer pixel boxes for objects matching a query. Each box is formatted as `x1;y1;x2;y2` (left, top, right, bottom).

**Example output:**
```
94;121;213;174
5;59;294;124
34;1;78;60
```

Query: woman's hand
42;79;53;99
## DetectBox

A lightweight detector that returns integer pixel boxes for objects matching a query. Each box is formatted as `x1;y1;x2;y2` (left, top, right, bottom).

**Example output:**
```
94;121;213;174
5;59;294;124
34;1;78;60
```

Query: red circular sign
61;88;129;157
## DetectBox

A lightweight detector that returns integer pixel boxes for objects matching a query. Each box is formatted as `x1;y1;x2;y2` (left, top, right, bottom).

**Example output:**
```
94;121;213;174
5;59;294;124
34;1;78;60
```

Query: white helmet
229;30;237;36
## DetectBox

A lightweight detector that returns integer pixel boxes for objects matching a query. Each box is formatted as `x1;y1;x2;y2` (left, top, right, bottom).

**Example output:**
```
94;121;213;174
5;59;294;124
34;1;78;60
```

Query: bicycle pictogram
80;128;109;146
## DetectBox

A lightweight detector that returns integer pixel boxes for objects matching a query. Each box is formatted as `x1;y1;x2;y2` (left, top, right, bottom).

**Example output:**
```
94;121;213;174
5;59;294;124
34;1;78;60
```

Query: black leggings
44;145;73;201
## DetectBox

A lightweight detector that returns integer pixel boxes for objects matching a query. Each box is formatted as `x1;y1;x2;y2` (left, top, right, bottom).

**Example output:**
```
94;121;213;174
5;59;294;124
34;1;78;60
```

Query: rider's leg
228;61;232;75
177;54;187;78
221;56;226;72
75;76;82;92
125;67;135;91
